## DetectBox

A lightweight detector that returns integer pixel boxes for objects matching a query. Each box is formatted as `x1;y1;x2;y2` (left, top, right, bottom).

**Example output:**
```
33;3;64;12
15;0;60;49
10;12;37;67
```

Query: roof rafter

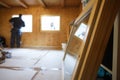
16;0;28;8
38;0;47;7
61;0;65;7
0;1;11;8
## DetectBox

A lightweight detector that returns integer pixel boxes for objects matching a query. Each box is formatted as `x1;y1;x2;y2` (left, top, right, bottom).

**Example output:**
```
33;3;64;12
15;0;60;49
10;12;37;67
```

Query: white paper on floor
0;69;36;80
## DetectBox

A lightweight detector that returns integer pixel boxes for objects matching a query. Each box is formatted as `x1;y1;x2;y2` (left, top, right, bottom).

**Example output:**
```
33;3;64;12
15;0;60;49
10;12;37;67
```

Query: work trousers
10;29;21;48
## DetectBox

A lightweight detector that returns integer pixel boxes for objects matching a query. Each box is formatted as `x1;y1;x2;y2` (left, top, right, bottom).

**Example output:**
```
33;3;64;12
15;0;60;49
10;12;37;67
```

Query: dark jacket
9;17;25;30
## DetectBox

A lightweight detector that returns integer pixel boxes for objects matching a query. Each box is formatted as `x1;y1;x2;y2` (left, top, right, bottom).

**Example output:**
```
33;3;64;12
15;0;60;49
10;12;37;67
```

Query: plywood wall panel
0;6;80;48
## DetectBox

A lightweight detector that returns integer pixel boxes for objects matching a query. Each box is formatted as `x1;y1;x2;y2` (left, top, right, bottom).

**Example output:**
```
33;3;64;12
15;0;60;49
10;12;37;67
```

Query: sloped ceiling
0;0;81;8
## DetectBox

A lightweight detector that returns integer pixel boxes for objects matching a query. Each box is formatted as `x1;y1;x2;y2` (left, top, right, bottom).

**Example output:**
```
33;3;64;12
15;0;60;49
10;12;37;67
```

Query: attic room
0;0;120;80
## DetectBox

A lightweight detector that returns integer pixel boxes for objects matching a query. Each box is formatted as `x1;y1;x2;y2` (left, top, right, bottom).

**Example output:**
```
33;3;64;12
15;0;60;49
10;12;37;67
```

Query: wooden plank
16;0;28;8
61;0;64;8
78;0;120;80
37;0;46;7
0;1;11;8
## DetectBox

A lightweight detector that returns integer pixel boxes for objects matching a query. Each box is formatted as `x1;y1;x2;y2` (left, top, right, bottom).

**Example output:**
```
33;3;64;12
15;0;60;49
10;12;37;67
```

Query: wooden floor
0;48;64;80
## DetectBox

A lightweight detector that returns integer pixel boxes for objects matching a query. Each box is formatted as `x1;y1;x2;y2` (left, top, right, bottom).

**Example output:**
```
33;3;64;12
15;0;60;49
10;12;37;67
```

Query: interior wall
0;6;80;48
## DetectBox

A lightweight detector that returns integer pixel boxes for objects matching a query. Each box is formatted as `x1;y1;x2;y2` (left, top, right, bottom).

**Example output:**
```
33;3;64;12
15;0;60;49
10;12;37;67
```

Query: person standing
9;14;25;48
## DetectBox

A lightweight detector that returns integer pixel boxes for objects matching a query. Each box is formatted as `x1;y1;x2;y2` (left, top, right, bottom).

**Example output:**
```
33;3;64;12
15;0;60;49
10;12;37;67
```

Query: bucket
61;43;67;51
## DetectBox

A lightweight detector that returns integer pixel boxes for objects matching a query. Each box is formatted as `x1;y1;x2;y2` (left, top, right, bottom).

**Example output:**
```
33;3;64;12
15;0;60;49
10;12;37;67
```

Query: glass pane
74;23;87;40
41;16;60;31
64;53;77;80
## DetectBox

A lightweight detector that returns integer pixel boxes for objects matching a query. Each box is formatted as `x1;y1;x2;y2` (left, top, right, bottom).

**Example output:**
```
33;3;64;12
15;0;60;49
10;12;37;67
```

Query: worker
9;14;25;48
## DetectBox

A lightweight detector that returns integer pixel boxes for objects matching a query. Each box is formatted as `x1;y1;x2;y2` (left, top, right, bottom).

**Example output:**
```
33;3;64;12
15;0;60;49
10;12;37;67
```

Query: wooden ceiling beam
16;0;28;8
61;0;65;7
0;1;11;8
38;0;47;7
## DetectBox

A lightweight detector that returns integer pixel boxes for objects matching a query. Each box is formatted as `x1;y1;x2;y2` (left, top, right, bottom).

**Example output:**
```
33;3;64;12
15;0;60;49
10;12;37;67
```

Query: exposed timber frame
76;0;120;80
38;0;46;8
16;0;28;8
0;1;11;8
